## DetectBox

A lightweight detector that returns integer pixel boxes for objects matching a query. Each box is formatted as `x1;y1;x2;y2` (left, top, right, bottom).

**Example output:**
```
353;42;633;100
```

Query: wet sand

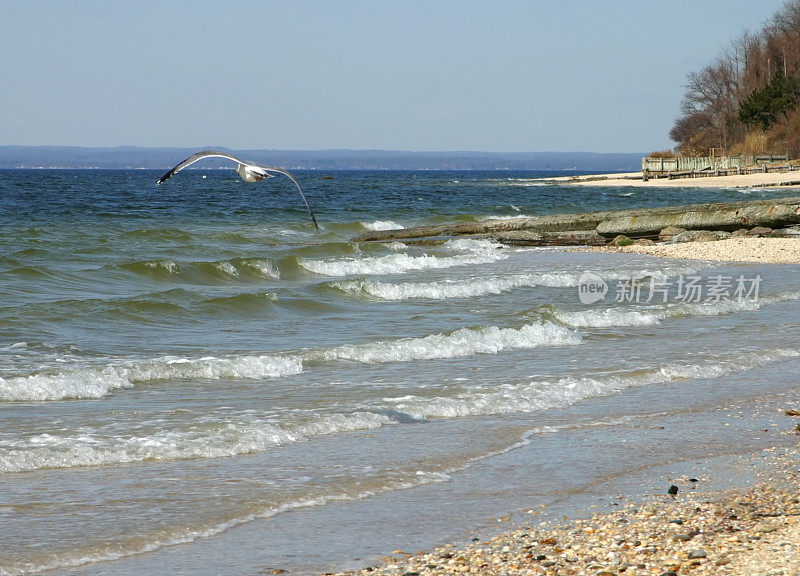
327;442;800;576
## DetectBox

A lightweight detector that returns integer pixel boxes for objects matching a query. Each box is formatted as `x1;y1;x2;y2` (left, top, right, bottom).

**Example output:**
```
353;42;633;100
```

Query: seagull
156;150;319;230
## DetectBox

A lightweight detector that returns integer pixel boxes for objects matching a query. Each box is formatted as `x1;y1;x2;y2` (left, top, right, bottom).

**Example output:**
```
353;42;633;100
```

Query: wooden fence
642;155;791;180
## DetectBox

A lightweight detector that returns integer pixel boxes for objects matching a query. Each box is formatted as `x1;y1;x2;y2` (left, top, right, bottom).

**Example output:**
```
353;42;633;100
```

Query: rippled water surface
1;169;799;575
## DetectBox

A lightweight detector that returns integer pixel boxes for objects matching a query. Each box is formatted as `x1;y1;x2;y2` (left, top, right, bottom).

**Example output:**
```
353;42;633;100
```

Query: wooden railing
642;155;791;180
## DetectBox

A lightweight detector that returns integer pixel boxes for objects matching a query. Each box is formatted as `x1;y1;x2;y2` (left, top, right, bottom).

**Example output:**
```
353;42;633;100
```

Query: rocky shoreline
324;441;800;576
352;196;800;249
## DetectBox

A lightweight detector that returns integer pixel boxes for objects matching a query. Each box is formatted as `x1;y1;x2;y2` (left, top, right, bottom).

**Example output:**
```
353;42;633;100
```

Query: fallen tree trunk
596;197;800;237
351;196;800;244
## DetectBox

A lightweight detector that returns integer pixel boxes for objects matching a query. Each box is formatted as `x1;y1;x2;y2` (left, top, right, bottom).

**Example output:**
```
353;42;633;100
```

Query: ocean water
1;169;799;575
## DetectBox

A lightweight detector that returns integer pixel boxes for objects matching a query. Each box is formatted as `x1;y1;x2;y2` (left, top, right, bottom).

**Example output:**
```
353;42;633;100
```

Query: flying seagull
156;150;319;230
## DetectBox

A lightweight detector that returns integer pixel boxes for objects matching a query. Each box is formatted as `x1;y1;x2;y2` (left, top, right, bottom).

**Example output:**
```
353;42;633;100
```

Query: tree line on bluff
670;0;800;158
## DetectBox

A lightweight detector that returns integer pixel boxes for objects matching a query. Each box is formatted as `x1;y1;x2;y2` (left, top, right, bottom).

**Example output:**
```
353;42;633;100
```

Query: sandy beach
592;237;800;263
546;170;800;188
317;235;800;576
327;442;800;576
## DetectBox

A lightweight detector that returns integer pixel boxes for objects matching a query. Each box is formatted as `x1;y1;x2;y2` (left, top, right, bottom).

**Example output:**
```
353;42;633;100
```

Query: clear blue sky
0;0;786;152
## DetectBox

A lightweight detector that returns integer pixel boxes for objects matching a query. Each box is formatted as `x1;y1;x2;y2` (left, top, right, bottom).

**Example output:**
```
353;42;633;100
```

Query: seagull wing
156;150;246;184
254;165;320;231
156;151;320;231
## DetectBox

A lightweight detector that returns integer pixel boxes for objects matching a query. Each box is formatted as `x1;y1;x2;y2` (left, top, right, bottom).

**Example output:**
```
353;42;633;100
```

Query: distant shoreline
0;146;644;172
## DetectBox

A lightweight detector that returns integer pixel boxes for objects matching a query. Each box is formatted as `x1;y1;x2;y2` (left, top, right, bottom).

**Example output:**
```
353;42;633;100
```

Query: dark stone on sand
401;572;420;576
689;478;698;482
698;230;731;241
541;560;556;567
672;229;731;243
611;234;634;246
660;572;679;576
785;409;800;416
534;554;547;561
687;549;707;559
671;231;695;243
669;518;683;525
667;485;679;495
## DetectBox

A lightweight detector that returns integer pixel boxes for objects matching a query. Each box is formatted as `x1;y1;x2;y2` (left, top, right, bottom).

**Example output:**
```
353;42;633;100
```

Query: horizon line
0;145;646;155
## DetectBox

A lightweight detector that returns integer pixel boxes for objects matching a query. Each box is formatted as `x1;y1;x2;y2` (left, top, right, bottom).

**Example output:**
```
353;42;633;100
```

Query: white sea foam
240;258;280;278
299;239;507;276
313;322;580;364
552;308;662;328
0;411;391;473
331;272;576;300
0;319;575;402
0;355;303;402
214;261;239;277
0;368;133;402
666;289;800;317
445;238;504;251
124;354;303;382
362;220;405;231
549;289;800;329
143;260;177;274
3;348;797;479
385;241;408;251
1;342;27;351
386;349;800;420
475;214;532;221
327;264;701;301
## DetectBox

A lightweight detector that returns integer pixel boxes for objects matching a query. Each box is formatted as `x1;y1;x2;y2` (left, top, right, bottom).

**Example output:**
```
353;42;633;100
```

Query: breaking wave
551;308;662;328
362;220;405;231
331;272;576;299
312;322;580;364
0;355;304;402
327;266;701;301
120;257;281;282
3;348;794;475
0;321;578;402
382;348;800;420
298;239;507;276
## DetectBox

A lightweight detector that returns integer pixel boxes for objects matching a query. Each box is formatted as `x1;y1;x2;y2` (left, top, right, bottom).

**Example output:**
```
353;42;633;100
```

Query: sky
0;0;788;152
